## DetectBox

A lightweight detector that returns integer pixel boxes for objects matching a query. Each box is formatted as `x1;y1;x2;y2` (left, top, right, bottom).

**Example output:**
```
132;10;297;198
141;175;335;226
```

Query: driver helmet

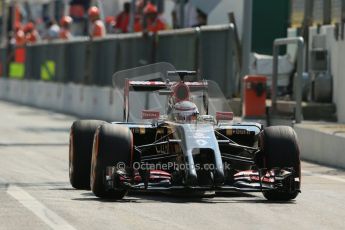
172;101;199;122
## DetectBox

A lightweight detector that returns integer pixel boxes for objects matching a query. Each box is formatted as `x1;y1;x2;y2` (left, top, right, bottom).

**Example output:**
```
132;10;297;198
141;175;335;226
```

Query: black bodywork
104;117;298;194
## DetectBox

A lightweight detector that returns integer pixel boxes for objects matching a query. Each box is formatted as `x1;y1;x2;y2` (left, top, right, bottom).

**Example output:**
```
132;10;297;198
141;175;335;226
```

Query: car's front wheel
90;124;133;199
259;126;301;201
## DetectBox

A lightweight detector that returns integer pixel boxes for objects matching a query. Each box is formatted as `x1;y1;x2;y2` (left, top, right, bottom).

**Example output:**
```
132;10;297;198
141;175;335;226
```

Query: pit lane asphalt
0;100;344;230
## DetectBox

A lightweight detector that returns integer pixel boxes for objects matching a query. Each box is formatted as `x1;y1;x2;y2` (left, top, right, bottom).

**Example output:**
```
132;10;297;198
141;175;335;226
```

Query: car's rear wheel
259;126;301;201
91;124;132;199
69;120;106;189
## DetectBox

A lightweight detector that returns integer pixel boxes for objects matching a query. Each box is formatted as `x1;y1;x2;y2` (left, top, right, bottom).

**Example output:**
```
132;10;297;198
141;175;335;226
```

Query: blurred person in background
192;9;207;27
88;6;106;38
132;0;144;32
115;2;131;33
105;16;116;34
24;22;40;44
12;23;27;63
172;0;198;28
69;0;89;36
136;0;145;14
14;23;26;46
135;2;166;33
44;20;60;40
59;16;73;40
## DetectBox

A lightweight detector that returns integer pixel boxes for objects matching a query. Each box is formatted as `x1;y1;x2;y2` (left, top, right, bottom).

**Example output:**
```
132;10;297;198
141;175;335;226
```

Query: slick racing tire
91;124;132;199
259;126;301;201
69;120;106;189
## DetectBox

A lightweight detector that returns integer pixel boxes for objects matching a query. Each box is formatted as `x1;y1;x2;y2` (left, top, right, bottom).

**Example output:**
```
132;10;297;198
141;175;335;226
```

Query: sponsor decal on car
216;112;234;121
142;110;160;119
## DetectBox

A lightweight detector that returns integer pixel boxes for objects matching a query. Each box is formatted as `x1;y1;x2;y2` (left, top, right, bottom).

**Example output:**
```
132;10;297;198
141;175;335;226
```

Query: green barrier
25;45;43;80
90;36;118;86
0;48;7;76
9;62;25;79
44;41;65;82
41;60;55;81
199;25;235;97
116;33;154;71
156;29;197;70
64;38;88;84
25;38;88;83
7;25;236;89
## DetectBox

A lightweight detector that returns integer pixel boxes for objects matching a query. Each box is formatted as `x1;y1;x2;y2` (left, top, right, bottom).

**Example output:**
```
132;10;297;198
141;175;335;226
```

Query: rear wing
123;80;208;122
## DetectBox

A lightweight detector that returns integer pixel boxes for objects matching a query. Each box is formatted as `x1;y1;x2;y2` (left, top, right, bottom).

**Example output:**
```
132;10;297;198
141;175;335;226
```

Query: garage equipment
242;75;267;118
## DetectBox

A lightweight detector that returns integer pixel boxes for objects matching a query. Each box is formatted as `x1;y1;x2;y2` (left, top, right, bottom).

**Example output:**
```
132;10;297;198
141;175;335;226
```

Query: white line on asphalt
7;185;76;230
302;170;345;183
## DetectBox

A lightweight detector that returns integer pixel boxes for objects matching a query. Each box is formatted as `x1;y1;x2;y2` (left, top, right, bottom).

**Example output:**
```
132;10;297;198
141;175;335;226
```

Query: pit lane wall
294;123;345;169
0;25;237;98
0;78;123;121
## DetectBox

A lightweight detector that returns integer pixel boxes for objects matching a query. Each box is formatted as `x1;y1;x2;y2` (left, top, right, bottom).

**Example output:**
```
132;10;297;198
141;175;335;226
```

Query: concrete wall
295;123;345;169
0;78;123;122
0;78;172;122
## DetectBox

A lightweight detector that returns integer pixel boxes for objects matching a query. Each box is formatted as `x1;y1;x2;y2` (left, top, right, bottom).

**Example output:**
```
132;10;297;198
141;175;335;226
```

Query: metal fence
291;0;345;27
0;24;237;97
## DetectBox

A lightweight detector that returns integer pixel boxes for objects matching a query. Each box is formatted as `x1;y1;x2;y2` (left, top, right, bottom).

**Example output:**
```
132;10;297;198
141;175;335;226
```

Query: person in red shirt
115;2;130;33
24;22;40;43
134;2;166;33
14;23;26;63
14;23;26;46
88;6;106;38
59;16;73;40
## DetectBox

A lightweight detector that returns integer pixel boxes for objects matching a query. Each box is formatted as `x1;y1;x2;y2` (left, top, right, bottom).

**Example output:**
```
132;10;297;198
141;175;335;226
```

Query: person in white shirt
172;0;198;28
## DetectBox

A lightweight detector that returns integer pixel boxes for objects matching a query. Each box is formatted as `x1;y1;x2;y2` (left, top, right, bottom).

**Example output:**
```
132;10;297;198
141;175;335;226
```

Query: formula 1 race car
69;63;301;201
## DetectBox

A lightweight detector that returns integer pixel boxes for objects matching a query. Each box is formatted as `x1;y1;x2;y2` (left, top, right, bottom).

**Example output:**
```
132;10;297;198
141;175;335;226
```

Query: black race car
69;63;301;201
